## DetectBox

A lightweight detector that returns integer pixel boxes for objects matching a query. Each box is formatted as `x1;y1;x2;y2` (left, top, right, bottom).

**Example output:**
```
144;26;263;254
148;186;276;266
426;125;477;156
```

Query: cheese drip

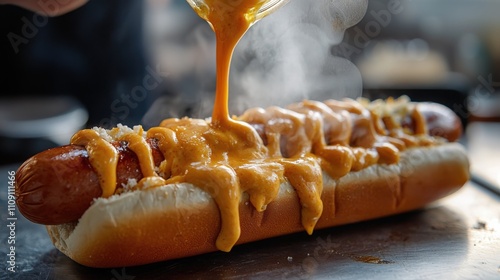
192;0;267;124
71;130;118;198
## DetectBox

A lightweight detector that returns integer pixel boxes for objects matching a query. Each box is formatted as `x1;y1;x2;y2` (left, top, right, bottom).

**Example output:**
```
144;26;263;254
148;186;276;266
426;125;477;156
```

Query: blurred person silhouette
0;0;158;127
0;0;88;16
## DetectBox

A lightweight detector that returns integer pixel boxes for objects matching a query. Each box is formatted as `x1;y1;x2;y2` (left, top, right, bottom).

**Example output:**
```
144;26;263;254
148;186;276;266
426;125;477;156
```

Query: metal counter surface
1;168;499;279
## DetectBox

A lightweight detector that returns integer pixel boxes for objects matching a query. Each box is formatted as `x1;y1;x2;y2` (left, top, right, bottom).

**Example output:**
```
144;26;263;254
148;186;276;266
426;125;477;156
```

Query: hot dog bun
46;142;469;268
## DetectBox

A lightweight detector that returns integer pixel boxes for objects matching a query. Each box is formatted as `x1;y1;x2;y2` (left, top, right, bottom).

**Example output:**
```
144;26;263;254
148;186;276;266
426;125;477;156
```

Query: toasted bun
46;143;469;268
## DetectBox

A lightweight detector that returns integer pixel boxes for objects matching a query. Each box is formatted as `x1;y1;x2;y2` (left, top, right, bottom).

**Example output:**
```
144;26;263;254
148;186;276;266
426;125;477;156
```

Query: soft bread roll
47;143;469;268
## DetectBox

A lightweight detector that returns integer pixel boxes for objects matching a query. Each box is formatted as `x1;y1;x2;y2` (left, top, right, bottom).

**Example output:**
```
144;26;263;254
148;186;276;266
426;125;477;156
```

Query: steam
230;0;368;114
142;0;368;125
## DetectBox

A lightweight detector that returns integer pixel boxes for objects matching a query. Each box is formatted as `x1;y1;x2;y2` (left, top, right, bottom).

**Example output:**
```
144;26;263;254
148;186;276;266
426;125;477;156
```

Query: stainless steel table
1;127;499;279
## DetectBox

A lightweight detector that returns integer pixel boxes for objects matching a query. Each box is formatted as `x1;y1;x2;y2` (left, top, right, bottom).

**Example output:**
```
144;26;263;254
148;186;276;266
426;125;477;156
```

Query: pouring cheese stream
69;0;434;252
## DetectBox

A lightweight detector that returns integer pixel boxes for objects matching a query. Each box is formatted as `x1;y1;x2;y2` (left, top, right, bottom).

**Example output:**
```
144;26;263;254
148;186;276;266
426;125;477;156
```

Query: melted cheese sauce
192;0;267;124
70;2;440;252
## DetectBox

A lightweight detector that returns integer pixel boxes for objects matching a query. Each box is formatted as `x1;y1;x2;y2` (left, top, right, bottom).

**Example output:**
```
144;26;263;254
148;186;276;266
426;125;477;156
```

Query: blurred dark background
338;0;500;125
1;1;153;127
1;0;500;165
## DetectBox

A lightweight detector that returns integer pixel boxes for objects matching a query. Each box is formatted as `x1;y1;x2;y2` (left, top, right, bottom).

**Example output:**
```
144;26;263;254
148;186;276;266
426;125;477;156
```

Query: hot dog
16;99;460;225
14;97;470;268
